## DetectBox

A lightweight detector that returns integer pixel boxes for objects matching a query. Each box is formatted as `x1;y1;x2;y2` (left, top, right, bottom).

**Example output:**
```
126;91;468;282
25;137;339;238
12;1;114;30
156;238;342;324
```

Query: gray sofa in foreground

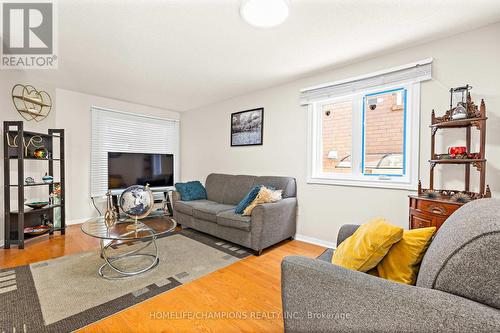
281;198;500;332
172;173;297;255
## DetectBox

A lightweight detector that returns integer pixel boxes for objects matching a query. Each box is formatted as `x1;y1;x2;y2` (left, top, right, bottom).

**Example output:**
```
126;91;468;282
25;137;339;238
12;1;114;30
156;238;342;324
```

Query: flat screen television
108;152;174;190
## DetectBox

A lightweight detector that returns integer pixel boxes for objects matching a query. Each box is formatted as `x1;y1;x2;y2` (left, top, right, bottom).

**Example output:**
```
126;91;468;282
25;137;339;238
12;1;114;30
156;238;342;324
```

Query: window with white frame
90;107;180;197
303;59;432;189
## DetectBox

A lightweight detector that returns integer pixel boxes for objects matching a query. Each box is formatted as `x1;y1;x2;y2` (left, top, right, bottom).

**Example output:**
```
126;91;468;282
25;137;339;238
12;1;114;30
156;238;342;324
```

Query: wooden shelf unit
409;99;490;231
429;117;487;128
3;121;65;249
429;99;487;194
428;159;486;165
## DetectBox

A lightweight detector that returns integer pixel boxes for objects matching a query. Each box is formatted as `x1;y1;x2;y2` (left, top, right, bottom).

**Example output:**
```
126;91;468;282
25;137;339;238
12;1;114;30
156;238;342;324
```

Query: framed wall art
230;108;264;146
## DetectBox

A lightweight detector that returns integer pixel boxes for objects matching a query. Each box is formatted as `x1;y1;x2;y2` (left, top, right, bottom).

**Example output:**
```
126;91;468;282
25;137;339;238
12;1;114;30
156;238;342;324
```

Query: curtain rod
91;105;180;122
300;58;433;93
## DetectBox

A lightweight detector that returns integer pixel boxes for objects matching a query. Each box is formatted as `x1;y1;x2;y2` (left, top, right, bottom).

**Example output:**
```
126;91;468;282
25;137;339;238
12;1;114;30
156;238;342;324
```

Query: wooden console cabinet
408;195;463;230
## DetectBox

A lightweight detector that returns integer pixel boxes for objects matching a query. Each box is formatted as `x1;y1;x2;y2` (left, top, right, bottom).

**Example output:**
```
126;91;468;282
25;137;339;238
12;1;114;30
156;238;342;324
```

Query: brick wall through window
322;91;404;174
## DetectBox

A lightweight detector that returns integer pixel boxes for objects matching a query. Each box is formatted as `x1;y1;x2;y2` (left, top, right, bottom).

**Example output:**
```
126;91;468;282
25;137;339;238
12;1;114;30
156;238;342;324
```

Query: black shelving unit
3;121;65;249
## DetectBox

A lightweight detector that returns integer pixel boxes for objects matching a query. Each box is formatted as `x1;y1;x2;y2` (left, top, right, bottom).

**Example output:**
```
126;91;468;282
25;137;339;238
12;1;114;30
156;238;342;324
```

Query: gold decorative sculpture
11;84;52;122
5;133;44;156
104;191;118;229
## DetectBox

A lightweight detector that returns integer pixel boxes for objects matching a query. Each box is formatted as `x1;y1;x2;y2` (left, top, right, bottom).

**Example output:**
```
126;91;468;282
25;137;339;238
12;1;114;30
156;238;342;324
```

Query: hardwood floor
0;225;100;269
0;225;326;333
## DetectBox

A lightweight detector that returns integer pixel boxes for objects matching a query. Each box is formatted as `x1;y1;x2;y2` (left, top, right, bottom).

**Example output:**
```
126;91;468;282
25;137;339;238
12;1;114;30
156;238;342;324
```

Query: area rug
0;229;250;332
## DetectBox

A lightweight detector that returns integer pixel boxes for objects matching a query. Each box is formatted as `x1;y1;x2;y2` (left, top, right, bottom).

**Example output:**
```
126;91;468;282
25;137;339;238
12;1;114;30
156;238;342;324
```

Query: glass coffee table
81;213;176;279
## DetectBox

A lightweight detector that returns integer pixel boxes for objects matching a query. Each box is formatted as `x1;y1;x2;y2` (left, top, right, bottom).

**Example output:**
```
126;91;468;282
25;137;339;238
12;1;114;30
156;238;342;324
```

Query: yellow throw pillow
332;218;403;272
376;227;436;285
242;187;282;216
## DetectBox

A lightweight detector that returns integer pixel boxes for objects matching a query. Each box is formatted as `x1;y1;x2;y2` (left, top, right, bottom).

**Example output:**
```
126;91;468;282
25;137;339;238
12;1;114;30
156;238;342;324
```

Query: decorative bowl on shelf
435;154;450;160
448;146;467;157
24;225;51;235
25;201;49;209
25;177;35;185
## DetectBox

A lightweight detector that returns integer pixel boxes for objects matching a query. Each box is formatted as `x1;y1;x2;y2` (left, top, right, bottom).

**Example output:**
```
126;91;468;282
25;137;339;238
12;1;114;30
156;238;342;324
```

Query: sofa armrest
171;191;181;219
250;197;297;251
336;224;360;247
171;191;181;207
281;256;500;333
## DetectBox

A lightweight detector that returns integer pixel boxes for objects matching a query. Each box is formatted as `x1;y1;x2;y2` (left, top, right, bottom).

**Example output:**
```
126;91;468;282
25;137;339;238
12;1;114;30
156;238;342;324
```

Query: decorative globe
119;185;154;219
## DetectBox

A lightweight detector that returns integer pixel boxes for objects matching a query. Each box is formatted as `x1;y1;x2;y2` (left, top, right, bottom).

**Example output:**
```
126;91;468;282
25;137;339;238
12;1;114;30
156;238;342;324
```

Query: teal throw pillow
175;181;207;201
235;185;262;214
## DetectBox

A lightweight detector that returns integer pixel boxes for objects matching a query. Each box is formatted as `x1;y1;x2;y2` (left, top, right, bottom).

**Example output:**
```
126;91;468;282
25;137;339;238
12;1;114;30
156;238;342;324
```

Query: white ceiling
28;0;500;112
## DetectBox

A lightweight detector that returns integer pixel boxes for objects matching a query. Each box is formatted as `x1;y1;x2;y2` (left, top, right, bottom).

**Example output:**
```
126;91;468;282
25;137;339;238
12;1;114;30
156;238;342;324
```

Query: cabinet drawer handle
429;205;446;215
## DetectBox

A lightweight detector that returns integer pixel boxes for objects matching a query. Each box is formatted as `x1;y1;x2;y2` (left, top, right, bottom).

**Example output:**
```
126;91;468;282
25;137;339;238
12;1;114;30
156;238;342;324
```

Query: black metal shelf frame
3;121;65;249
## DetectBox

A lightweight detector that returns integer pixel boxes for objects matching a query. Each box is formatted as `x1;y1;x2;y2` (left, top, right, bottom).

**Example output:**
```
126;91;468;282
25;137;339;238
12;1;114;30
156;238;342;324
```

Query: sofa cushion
243;186;282;216
332;218;403;272
253;176;296;198
192;202;235;223
235;185;262;214
376;227;436;285
222;175;257;205
217;210;252;231
175;199;215;215
174;181;207;201
204;174;296;204
205;174;232;203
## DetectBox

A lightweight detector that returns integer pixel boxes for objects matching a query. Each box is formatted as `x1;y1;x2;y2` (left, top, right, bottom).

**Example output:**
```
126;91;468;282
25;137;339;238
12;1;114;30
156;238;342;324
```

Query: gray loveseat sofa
281;198;500;332
172;173;297;255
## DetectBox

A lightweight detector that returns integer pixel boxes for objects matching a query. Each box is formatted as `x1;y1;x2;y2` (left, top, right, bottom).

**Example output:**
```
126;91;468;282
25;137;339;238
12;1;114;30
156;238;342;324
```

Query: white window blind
300;59;432;105
91;107;179;197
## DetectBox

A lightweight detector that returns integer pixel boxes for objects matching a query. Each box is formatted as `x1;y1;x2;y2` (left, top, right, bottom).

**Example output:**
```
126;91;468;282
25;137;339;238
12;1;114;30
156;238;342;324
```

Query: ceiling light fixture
240;0;289;28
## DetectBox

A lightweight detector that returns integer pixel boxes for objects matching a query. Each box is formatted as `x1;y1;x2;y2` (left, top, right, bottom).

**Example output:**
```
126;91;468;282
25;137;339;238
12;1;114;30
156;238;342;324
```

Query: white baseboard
0;241;4;248
294;234;335;249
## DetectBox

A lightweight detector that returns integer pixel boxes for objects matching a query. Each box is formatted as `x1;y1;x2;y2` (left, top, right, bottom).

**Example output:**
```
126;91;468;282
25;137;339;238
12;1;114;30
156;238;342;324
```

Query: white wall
55;89;180;223
181;23;500;247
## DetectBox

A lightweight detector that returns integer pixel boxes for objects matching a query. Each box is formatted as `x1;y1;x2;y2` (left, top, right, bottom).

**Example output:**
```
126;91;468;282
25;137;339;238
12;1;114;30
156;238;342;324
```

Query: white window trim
307;82;420;190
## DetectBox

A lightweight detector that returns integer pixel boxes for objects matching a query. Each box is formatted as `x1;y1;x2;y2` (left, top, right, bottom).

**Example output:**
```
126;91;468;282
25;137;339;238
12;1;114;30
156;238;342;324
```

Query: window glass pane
363;89;405;176
322;100;352;173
